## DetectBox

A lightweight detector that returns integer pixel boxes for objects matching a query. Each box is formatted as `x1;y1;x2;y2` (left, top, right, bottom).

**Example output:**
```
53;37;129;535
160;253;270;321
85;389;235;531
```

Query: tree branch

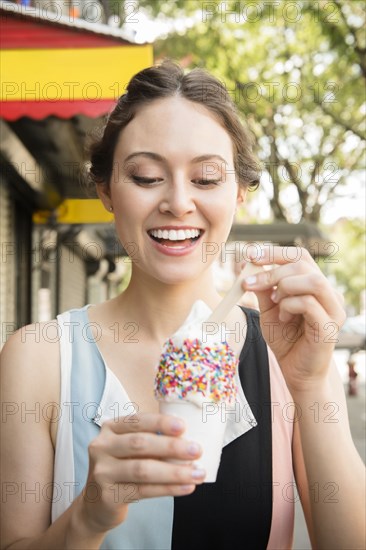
262;115;291;221
314;100;366;141
282;158;308;210
333;0;366;79
309;127;333;188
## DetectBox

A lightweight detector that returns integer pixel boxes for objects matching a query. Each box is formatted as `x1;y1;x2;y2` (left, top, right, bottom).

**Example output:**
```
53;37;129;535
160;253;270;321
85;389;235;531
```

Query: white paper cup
159;400;227;482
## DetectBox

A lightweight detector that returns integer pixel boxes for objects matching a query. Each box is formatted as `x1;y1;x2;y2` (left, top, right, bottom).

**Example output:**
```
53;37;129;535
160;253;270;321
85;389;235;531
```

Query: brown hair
88;60;260;189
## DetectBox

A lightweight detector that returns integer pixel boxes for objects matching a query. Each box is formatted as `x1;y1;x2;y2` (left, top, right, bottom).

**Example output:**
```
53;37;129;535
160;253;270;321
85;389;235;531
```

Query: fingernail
245;275;257;286
180;485;194;492
191;468;206;479
171;418;184;432
248;246;264;260
187;442;201;456
271;290;278;303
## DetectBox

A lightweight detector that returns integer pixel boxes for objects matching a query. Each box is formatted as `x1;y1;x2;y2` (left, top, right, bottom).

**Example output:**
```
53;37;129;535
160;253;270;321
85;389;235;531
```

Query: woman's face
101;96;245;284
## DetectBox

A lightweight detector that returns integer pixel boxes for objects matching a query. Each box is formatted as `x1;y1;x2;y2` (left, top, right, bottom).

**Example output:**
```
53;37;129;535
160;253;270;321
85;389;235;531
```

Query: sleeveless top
53;305;295;549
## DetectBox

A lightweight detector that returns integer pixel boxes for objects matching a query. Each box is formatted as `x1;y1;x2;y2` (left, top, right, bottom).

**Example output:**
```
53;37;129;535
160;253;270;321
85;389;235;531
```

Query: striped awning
0;2;153;120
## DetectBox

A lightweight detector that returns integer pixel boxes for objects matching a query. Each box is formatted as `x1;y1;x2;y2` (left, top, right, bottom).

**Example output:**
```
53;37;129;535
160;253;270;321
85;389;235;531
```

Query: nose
159;180;196;217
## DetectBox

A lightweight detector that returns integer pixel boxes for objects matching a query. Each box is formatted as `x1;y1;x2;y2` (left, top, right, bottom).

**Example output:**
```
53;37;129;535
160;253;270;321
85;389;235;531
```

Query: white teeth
149;229;201;240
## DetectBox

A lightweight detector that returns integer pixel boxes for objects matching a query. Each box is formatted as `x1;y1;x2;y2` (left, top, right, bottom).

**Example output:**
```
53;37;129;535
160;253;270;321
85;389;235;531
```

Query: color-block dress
52;305;295;549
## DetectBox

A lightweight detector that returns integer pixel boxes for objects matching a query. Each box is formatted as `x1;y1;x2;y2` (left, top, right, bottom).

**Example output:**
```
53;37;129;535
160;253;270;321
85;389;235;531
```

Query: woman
1;61;365;549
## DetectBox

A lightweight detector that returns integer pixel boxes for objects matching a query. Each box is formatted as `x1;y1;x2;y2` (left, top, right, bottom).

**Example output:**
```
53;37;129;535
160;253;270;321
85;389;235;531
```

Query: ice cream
154;262;264;482
154;324;238;407
154;300;238;482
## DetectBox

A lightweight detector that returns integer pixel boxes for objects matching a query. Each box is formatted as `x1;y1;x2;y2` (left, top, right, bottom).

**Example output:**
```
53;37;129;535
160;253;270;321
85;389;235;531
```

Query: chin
154;267;205;286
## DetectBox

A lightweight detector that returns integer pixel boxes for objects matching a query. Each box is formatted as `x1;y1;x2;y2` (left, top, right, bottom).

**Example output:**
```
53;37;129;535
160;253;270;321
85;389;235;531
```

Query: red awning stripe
1;17;132;49
0;99;117;120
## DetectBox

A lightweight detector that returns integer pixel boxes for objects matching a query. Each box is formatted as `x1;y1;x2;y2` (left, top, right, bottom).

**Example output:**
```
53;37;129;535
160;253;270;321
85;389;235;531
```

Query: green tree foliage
323;218;366;312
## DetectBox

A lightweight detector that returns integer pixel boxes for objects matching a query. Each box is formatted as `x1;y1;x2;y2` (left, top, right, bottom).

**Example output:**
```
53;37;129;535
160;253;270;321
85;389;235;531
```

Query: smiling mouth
148;228;202;248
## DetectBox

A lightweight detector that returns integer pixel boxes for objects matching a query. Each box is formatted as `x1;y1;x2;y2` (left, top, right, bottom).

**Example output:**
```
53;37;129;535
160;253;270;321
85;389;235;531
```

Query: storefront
0;1;153;344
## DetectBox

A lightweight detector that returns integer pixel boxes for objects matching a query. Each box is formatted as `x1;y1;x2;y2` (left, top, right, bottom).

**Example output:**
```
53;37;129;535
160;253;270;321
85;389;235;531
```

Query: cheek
111;187;158;245
212;185;239;217
112;185;148;218
200;194;237;235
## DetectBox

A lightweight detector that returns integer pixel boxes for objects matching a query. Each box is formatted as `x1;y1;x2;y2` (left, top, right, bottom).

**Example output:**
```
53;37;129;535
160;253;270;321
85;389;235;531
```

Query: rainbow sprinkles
154;338;238;405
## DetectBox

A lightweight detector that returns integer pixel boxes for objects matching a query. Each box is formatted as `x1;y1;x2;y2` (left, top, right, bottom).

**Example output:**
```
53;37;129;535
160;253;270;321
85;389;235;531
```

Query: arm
292;361;365;550
0;324;106;549
1;324;205;549
243;246;365;549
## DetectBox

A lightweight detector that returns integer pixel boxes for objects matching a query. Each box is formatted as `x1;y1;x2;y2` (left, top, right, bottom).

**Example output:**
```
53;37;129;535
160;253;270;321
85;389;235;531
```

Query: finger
115;482;197;501
278;295;332;333
108;432;202;461
247;245;314;267
242;250;346;325
139;483;197;499
112;458;206;485
105;413;186;437
242;262;312;293
271;273;345;321
241;262;311;314
334;288;345;307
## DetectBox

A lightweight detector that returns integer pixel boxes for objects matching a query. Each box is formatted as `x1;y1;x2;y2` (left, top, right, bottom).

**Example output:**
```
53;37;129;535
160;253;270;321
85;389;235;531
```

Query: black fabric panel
171;308;273;550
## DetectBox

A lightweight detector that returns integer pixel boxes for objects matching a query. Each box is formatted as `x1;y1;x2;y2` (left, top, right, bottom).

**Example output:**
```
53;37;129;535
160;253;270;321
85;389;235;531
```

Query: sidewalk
293;380;366;549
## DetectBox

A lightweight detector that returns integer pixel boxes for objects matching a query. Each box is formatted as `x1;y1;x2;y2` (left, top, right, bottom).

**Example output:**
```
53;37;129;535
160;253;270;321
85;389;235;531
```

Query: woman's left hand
241;246;346;393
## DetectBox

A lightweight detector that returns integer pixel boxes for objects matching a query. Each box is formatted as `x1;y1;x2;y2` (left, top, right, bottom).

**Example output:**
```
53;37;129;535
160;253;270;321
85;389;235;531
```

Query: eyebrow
124;151;228;165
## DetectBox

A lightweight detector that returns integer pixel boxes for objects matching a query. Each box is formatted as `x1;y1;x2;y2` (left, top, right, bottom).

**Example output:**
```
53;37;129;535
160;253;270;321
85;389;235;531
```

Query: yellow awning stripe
33;199;114;224
1;45;153;101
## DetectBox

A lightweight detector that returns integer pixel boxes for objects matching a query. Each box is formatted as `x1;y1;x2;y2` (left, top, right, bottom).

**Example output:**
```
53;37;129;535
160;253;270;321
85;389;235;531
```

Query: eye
131;175;164;185
191;179;221;186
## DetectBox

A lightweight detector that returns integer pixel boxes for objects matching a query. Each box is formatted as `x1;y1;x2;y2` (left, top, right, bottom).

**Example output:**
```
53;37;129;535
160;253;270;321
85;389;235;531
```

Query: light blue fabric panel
69;306;173;549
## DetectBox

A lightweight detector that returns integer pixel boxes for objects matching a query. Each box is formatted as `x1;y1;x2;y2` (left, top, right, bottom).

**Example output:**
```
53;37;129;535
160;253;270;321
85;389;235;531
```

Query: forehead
114;96;234;163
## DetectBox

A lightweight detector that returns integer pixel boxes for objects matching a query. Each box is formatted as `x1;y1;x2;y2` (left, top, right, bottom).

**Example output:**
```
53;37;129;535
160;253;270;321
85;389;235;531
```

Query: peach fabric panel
267;346;296;549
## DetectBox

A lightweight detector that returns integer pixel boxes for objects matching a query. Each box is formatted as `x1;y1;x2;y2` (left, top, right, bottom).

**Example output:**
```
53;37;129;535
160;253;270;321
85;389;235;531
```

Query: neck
115;266;222;342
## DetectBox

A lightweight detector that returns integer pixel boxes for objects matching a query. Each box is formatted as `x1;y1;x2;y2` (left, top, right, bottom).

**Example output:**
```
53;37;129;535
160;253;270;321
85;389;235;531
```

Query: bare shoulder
1;320;61;408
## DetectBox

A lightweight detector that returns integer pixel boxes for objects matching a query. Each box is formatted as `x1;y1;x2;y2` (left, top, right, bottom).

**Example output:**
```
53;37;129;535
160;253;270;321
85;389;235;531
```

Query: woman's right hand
79;412;204;535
